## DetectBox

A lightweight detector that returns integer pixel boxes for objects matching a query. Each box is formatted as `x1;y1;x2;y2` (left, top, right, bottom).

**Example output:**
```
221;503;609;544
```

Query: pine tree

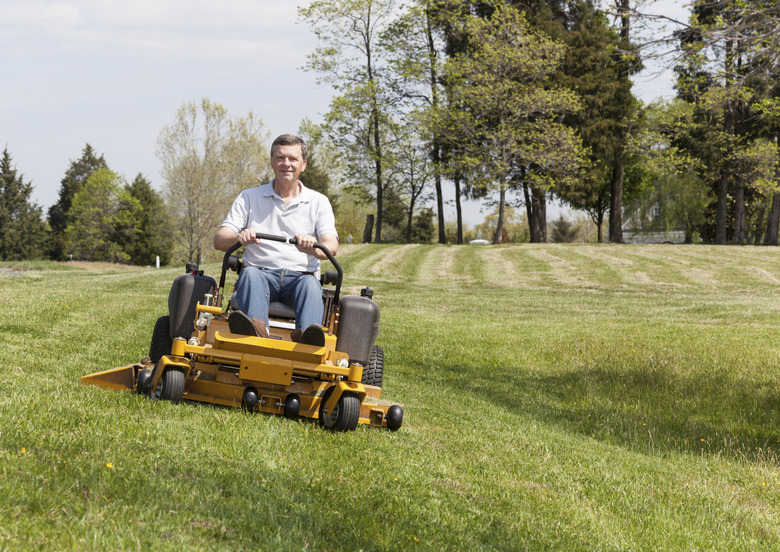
64;168;129;263
48;144;108;259
0;148;48;260
120;174;175;266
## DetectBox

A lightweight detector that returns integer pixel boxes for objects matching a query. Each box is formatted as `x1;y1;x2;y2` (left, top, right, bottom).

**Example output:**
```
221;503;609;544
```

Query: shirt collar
263;180;310;203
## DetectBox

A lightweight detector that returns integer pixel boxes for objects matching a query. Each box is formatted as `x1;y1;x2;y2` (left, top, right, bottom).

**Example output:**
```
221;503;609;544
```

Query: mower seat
269;301;295;320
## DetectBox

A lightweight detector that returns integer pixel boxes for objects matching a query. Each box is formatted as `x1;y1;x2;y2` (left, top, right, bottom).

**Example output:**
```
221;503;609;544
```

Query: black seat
269;301;296;319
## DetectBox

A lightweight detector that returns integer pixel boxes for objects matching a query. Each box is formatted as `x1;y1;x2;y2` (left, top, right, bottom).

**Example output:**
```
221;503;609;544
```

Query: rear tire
149;316;172;364
320;387;360;431
361;345;384;388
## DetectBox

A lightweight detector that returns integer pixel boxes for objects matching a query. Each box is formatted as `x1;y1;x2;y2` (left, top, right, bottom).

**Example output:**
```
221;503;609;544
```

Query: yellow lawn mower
81;233;403;432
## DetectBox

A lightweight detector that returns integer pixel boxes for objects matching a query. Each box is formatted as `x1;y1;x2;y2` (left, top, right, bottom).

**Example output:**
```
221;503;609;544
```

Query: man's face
271;144;307;186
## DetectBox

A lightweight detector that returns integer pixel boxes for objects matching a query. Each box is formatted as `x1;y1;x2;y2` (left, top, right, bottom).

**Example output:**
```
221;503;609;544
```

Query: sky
1;0;689;227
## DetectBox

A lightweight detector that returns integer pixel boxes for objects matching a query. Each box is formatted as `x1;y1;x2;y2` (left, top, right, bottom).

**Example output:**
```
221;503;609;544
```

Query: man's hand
214;226;257;252
294;234;318;251
236;227;260;247
294;233;338;260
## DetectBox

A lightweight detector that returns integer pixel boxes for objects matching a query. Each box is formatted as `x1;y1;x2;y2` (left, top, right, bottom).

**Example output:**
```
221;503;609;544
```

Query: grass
1;243;780;551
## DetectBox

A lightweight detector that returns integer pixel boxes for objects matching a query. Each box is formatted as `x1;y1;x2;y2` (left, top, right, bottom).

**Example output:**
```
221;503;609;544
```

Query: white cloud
0;2;81;28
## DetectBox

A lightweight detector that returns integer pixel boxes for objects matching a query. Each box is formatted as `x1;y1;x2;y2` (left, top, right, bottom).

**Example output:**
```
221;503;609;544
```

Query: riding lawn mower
81;234;403;432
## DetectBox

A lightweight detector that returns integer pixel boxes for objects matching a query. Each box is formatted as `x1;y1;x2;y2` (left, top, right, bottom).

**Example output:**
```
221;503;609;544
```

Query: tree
65;168;132;263
297;118;340;205
550;214;581;243
0;148;47;260
669;0;780;244
474;205;529;244
117;174;175;266
300;0;398;242
411;207;436;243
382;0;450;243
48;144;108;259
429;3;584;244
545;1;639;243
387;119;434;243
157;99;271;263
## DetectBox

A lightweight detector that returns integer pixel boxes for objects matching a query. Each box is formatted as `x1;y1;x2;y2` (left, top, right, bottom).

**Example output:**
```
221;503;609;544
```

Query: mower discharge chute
81;233;403;432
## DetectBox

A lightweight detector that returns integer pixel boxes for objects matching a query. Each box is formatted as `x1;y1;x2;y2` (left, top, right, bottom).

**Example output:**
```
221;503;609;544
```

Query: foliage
64;168;133;263
428;2;584;244
670;0;780;243
410;207;435;243
118;174;175;266
47;144;108;260
297;118;341;204
549;213;581;243
551;1;639;241
300;0;399;242
473;205;529;244
0;148;48;261
157;98;271;264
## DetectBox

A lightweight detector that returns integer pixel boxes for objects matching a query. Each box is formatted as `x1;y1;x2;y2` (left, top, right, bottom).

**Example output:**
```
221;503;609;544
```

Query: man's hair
271;134;308;163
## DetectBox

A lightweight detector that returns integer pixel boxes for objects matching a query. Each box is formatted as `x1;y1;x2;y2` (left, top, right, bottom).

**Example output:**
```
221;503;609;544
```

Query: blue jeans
234;267;323;330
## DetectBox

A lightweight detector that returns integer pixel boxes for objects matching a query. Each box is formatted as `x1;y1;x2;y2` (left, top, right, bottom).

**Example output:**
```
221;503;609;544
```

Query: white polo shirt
220;181;338;273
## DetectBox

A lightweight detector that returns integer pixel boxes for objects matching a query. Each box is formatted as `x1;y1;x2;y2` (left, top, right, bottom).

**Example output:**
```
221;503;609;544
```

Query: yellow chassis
82;303;402;430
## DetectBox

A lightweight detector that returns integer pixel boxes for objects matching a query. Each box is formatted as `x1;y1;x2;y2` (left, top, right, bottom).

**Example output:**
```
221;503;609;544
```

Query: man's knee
297;275;322;299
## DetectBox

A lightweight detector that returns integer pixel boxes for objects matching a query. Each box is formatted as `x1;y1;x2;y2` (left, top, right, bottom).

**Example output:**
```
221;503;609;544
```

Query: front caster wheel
150;367;185;404
319;387;360;432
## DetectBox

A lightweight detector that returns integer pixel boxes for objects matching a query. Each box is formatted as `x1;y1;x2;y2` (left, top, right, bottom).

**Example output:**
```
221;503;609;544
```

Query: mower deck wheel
152;367;185;404
319;387;360;431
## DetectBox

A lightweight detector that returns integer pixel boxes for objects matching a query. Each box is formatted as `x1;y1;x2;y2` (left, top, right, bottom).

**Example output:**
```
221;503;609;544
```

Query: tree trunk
533;186;547;243
715;175;729;244
425;12;446;245
523;182;536;243
734;180;745;244
609;154;625;243
716;41;735;246
764;191;780;245
524;183;546;243
405;202;414;244
454;176;463;244
362;214;374;244
434;156;445;244
494;183;506;245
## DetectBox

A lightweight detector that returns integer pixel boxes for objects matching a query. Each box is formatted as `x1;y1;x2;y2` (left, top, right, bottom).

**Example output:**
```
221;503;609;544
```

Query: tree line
3;1;780;261
298;0;780;245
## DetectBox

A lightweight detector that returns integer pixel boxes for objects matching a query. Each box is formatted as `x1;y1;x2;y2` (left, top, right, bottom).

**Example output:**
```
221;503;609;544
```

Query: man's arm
214;226;260;251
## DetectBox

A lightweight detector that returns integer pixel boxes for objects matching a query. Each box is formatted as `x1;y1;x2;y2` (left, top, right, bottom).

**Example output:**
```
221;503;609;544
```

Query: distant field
1;243;779;551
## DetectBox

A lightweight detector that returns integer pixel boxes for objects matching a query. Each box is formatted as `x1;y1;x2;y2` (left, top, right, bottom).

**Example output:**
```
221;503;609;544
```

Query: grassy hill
1;244;779;550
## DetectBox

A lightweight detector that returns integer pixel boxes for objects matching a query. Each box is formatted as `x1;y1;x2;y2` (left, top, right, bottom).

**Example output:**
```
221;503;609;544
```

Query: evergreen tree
119;174;175;266
411;207;436;243
65;168;130;263
549;1;639;243
48;144;108;259
0;148;48;260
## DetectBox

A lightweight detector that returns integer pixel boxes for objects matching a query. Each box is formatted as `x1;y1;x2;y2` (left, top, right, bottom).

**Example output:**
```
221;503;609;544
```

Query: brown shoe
297;324;326;346
228;310;269;338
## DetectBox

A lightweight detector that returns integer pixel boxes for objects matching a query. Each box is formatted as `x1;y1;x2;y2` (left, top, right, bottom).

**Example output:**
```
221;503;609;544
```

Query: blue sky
2;0;688;226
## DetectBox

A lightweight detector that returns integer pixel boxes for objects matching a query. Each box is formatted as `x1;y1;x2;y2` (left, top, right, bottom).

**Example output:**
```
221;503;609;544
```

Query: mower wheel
319;387;360;432
136;368;153;394
149;316;173;364
361;345;384;388
158;367;185;403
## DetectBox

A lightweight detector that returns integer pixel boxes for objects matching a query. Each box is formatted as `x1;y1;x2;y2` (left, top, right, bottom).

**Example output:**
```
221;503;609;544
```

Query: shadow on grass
429;360;780;463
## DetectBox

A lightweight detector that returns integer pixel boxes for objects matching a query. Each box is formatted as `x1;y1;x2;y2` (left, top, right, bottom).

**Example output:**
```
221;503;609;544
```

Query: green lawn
1;244;779;551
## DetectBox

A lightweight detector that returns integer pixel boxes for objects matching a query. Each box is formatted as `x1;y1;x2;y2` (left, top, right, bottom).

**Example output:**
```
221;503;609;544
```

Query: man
213;134;338;345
